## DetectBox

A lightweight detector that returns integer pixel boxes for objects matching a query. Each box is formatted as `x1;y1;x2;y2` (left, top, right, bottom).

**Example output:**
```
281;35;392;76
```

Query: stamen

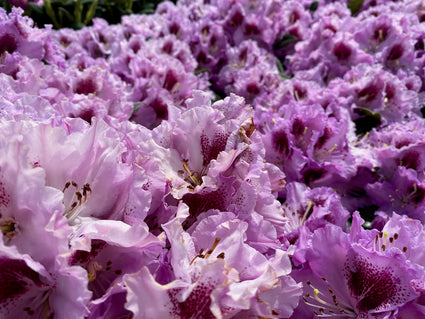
304;280;355;317
301;201;313;225
76;192;83;205
82;183;92;202
87;260;102;282
171;82;180;94
374;230;400;252
190;238;221;265
62;181;92;220
314;289;337;308
381;231;389;251
327;144;338;154
204;238;220;259
190;248;204;265
182;160;200;186
378;29;384;42
62;181;71;192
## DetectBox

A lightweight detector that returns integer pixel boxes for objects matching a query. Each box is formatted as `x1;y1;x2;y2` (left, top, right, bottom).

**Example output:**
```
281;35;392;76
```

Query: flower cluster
2;0;425;318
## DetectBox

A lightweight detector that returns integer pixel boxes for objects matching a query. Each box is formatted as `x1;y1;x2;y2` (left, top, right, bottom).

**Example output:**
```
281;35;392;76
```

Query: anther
76;192;83;205
190;248;204;265
204;238;220;258
301;201;313;225
83;183;92;200
62;181;71;192
182;160;200;186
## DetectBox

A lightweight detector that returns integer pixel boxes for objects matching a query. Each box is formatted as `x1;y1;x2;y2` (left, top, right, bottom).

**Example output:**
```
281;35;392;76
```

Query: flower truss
1;0;425;318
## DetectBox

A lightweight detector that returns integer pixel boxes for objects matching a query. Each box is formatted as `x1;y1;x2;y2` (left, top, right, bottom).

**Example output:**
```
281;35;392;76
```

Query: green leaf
347;0;364;15
74;0;83;23
140;2;154;14
273;34;298;50
276;58;292;81
125;0;132;11
213;91;226;103
43;0;60;29
131;103;141;116
357;107;381;119
308;1;318;12
354;107;381;135
71;22;86;29
27;2;44;14
84;0;98;25
194;68;210;75
59;7;74;22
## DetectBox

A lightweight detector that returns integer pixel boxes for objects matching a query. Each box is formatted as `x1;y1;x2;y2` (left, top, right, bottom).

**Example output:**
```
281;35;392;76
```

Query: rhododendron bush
1;0;425;318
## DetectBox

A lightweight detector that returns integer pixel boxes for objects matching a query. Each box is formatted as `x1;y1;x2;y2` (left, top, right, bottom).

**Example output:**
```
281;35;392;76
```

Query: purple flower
293;212;423;318
69;219;161;312
0;240;91;318
261;98;356;186
125;206;302;318
0;8;46;60
0;118;133;223
282;182;350;240
0;123;92;316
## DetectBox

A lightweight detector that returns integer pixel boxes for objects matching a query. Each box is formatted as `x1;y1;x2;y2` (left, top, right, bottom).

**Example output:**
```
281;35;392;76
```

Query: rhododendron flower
0;118;133;223
293;212;423;318
2;1;425;318
69;219;162;310
125;204;302;318
0;240;91;319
